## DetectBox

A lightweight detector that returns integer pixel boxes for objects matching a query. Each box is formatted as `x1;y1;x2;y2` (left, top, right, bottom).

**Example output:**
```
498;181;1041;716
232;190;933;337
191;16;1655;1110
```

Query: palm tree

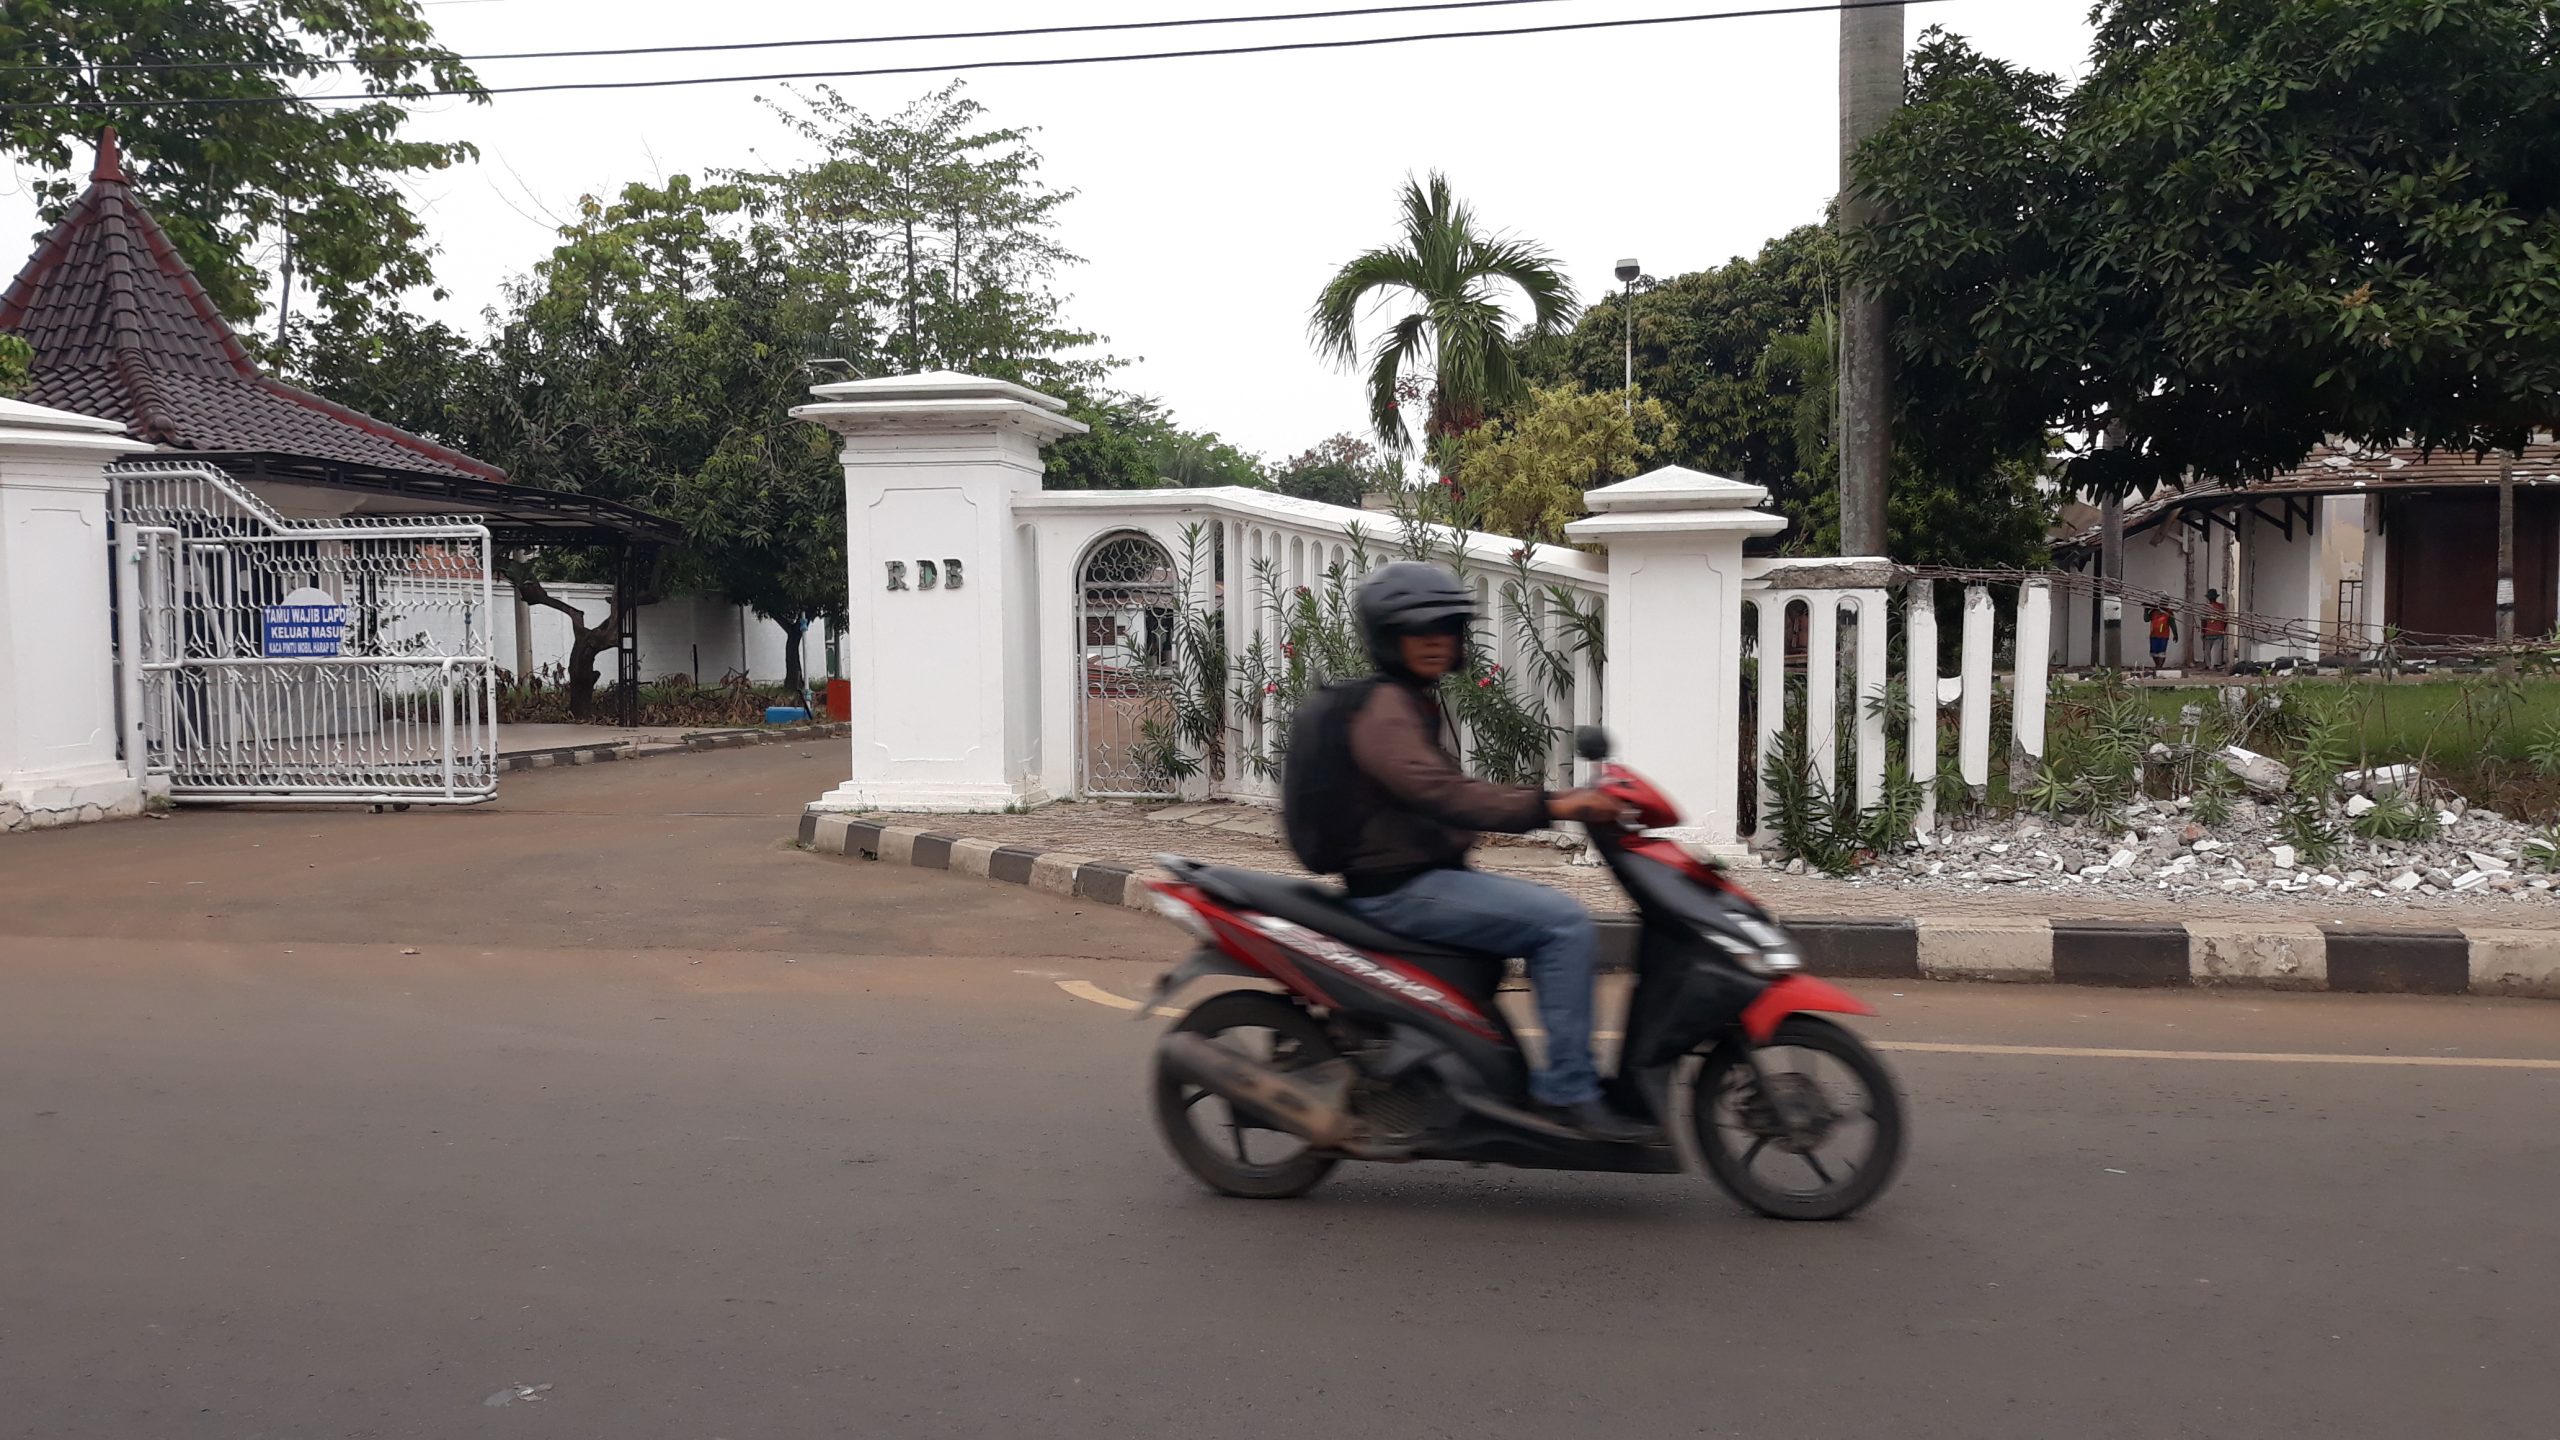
1310;172;1579;455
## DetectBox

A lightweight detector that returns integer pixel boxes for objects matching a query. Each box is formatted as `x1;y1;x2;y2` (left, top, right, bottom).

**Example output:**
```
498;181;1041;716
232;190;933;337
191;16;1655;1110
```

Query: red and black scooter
1142;727;1904;1220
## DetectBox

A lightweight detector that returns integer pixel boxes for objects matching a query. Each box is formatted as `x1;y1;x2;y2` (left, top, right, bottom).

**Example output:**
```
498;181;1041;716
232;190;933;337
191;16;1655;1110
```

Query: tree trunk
1835;1;1903;558
564;625;613;720
780;617;809;695
501;565;625;722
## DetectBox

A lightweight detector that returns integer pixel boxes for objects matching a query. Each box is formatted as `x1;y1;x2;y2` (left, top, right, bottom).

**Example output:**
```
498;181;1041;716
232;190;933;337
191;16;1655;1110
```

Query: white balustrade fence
795;372;2056;859
1740;564;2054;843
1013;487;1606;805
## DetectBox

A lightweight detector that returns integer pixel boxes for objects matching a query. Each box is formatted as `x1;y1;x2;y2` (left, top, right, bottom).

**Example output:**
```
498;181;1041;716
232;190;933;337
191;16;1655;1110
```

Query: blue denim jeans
1343;866;1602;1106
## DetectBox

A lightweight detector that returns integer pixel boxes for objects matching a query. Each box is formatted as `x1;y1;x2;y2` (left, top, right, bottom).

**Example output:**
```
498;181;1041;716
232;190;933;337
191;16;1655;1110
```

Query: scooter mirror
1574;726;1613;761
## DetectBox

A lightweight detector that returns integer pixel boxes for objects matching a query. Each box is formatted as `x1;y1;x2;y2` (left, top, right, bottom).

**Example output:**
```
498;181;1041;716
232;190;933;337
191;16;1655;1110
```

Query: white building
2053;439;2560;665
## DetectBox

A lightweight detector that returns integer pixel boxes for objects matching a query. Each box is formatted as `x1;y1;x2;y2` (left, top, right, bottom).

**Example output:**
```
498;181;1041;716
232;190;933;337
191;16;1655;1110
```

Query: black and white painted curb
500;722;849;772
798;812;2560;1000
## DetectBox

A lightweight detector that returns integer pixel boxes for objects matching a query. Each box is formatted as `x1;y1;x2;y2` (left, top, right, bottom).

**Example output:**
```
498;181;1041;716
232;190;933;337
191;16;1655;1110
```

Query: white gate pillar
1566;465;1787;857
0;398;145;831
792;372;1086;812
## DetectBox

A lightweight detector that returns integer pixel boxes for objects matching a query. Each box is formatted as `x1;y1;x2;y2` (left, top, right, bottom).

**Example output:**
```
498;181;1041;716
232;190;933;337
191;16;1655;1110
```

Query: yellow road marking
1056;980;2560;1071
1058;979;1155;1012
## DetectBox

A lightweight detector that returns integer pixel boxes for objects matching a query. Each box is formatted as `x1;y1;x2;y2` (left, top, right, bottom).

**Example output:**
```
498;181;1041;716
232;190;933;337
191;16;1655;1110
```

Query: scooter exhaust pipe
1157;1031;1354;1149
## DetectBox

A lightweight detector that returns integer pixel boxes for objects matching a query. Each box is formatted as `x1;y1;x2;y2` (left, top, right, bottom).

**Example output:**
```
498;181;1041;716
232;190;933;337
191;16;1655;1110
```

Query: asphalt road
3;747;2555;1439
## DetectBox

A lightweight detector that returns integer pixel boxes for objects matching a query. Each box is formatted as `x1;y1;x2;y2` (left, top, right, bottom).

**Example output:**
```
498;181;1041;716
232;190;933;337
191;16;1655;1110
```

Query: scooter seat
1179;863;1513;993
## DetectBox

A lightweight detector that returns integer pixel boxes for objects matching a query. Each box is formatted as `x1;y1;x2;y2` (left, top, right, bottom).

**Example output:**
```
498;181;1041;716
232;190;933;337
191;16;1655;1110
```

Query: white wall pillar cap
1582;463;1770;513
0;396;135;457
789;369;1089;444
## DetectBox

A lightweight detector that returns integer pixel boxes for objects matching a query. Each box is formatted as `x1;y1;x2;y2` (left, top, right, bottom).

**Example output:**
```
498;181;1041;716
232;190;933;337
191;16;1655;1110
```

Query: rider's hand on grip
1546;789;1635;827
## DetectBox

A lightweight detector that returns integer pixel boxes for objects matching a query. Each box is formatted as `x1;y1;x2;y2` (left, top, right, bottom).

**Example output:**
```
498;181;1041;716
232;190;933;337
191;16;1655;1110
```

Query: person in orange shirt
2200;589;2229;671
2148;604;2179;670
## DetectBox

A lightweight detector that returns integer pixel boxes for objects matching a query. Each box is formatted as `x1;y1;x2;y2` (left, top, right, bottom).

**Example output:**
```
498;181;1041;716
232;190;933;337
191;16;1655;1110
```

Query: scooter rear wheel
1692;1015;1905;1220
1152;991;1342;1200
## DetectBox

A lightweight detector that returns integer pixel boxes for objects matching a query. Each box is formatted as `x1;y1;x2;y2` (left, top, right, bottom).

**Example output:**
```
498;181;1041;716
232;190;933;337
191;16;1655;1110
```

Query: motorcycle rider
1309;561;1656;1143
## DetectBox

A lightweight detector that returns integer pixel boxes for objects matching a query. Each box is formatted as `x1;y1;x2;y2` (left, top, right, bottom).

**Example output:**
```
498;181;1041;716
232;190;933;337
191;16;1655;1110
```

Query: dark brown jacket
1339;678;1549;895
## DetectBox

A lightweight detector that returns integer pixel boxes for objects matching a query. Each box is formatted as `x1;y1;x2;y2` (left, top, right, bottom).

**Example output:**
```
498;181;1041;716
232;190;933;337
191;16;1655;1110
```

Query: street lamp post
1614;258;1641;415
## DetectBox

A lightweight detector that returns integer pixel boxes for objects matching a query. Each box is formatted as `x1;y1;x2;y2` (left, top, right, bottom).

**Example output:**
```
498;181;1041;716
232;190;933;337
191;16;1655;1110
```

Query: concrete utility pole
2496;455;2517;670
2097;423;2126;669
1836;1;1903;557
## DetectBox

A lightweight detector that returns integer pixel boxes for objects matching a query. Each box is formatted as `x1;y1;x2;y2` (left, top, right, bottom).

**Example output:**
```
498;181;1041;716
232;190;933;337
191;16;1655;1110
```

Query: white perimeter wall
396;583;828;688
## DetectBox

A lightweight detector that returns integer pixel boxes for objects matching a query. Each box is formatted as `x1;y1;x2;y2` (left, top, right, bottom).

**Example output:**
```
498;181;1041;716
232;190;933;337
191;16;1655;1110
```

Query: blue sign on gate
262;587;345;658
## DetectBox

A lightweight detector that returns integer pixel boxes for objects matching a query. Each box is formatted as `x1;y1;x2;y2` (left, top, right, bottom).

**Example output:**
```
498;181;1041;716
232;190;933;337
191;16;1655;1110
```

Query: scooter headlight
1701;918;1802;976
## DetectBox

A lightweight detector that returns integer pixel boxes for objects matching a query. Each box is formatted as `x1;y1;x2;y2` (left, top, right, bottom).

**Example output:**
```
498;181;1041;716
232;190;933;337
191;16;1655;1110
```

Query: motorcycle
1140;727;1905;1220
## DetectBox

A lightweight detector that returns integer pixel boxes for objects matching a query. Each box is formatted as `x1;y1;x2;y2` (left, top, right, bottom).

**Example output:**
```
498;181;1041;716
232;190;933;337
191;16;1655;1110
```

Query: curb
796;812;2560;1001
501;722;847;772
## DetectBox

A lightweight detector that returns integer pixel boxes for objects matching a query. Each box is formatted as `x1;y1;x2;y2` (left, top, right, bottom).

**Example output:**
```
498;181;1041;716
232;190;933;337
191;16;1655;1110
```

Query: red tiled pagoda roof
0;129;506;484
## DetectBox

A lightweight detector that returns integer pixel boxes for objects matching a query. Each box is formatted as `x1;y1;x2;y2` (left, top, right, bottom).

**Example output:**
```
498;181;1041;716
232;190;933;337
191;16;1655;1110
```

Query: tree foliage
746;81;1107;392
0;333;32;396
1;0;482;332
1272;434;1388;507
1526;223;2050;567
1851;2;2560;499
1043;391;1267;490
1525;226;1838;518
1445;384;1674;543
289;82;1257;705
1311;172;1579;454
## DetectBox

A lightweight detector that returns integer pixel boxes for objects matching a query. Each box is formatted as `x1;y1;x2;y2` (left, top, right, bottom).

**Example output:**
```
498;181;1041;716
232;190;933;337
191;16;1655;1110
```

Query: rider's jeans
1344;866;1603;1107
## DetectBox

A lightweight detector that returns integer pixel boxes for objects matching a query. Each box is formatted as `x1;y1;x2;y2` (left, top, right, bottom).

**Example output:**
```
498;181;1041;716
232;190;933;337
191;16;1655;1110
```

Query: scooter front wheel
1691;1015;1905;1220
1152;991;1342;1200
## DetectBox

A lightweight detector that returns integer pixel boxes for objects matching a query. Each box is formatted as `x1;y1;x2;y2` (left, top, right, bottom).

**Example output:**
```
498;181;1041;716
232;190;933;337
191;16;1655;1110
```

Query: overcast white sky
5;0;2095;460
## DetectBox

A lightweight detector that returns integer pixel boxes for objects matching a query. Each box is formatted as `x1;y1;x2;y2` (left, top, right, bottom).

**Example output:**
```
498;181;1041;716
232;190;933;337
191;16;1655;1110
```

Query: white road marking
1054;980;2560;1070
1873;1040;2560;1070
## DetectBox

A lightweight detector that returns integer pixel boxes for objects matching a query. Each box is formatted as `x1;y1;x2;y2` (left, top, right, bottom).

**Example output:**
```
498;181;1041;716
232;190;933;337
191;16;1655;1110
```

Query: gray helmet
1357;561;1477;671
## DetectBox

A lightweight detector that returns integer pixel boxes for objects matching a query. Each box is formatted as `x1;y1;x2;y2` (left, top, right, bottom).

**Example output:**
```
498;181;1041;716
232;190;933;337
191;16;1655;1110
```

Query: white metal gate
110;461;499;805
1077;532;1180;799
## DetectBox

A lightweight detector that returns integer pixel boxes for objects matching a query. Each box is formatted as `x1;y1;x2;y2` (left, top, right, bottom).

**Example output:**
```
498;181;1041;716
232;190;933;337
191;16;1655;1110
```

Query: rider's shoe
1538;1098;1662;1144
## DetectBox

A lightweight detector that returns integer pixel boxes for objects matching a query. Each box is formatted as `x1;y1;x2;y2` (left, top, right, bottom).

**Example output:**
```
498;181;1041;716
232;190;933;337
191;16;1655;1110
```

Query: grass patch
2134;678;2560;766
2129;675;2560;821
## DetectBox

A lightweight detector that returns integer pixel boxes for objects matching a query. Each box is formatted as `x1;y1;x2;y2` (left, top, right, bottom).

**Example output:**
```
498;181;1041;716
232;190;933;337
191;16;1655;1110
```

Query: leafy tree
1851;3;2560;500
296;178;845;711
1043;391;1265;491
1154;428;1265;489
749;81;1108;392
1045;392;1178;491
289;308;483;446
1525;226;1837;510
1525;221;2051;567
1272;434;1388;507
1;0;482;331
1445;384;1674;542
1311;172;1578;454
0;333;31;395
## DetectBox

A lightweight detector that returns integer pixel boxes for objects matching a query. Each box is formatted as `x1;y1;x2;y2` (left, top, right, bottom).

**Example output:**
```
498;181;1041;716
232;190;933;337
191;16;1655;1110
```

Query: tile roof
2059;437;2560;550
0;129;506;484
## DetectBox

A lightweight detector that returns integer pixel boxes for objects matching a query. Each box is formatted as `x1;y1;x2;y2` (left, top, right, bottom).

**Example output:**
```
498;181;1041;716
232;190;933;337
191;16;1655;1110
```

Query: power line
2;0;1952;109
12;0;1581;74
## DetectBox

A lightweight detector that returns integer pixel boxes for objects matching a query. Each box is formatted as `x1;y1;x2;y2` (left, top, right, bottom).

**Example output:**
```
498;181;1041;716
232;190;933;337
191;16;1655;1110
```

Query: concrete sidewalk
801;800;2560;999
829;798;2557;927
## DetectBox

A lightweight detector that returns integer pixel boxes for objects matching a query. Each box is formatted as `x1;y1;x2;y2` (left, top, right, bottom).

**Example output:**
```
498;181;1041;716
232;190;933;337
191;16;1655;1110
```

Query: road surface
2;747;2553;1438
